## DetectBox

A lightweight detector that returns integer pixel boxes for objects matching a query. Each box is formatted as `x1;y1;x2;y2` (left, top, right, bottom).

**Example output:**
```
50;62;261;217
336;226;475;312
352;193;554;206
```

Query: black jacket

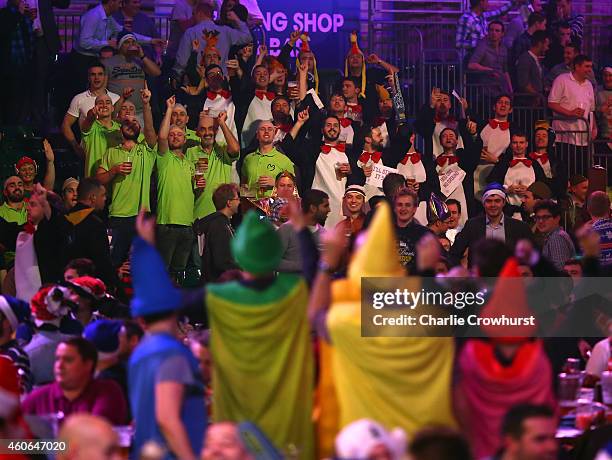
449;214;533;266
197;211;237;282
62;203;117;288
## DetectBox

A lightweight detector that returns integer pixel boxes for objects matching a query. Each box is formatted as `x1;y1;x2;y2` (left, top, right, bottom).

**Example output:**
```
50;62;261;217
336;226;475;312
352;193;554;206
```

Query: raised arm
158;96;175;155
217;111;240;156
140;84;157;147
42;140;55;191
136;43;162;77
366;53;399;75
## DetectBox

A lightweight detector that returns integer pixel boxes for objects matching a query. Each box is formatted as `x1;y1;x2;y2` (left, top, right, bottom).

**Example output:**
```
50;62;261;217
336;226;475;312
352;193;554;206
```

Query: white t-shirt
67;89;120;126
549;72;596;146
586;338;611;377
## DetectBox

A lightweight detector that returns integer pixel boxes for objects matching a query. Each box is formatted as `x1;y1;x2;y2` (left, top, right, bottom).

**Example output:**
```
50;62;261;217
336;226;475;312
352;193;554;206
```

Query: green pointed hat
231;211;282;274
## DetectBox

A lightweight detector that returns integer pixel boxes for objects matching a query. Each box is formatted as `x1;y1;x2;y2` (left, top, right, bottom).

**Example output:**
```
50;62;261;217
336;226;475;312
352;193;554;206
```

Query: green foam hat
231;211;282;274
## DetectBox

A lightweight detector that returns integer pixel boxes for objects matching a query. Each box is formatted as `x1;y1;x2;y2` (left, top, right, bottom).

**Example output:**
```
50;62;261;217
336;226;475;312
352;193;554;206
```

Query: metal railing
54;13;171;54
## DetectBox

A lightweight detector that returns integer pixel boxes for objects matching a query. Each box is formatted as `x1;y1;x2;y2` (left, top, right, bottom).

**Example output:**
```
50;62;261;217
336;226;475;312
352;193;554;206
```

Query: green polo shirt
241;148;295;197
156;150;195;225
100;142;156;218
186;142;239;220
185;129;200;150
0;202;27;224
82;120;122;177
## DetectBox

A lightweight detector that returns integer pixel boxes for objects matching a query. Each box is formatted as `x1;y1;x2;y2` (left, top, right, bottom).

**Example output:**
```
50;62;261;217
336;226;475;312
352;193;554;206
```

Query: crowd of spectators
0;0;612;458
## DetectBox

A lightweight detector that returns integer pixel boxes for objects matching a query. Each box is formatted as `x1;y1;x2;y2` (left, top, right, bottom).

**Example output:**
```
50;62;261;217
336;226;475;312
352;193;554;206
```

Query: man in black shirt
394;188;432;274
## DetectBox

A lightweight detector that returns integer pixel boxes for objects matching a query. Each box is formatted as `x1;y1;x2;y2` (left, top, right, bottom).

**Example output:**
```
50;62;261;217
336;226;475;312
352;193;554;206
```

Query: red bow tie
372;117;387;127
529;152;548;164
347;104;362;113
321;143;346;154
434;114;456;124
400;151;422;165
23;221;36;235
359;151;382;164
277;123;293;133
339;118;352;128
510;158;532;167
436;155;459;167
207;90;231;100
255;90;275;101
489;119;510;130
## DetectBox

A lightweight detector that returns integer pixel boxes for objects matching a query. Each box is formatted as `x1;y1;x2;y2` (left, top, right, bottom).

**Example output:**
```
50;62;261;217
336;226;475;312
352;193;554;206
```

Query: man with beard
169;102;200;149
371;84;396;149
327;93;356;147
232;64;274;148
288;115;359;229
201;64;239;145
187;112;240;221
241;120;295;199
95;88;157;267
277;189;330;273
270;96;294;146
63;178;116;288
81;94;122;177
156;96;203;277
0;176;28;272
415;88;468;158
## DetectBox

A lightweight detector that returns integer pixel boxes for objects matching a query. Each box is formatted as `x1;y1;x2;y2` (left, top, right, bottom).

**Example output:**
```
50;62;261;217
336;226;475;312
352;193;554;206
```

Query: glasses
534;214;554;221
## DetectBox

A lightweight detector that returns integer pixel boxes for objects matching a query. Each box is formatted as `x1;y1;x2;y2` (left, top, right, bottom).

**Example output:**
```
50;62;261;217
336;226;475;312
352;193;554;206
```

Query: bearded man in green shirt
186;113;240;221
155;95;206;279
95;86;157;268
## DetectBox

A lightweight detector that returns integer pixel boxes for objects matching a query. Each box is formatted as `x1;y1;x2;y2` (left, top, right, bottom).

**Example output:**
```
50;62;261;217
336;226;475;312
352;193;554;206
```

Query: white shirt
549;72;596;146
241;96;272;148
586;338;611;377
504;159;536;206
67;89;120;126
202;94;238;144
312;147;348;229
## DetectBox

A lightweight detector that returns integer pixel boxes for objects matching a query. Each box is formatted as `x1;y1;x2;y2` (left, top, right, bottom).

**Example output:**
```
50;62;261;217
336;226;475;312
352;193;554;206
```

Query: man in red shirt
22;337;127;425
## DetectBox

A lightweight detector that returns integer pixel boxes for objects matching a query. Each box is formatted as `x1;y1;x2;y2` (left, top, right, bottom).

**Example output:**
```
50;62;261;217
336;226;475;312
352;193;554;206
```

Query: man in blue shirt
172;1;251;79
128;231;206;460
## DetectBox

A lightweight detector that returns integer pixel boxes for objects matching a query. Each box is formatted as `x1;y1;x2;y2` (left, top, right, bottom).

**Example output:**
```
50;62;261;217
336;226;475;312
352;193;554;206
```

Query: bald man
169;103;200;149
57;414;122;460
201;422;253;460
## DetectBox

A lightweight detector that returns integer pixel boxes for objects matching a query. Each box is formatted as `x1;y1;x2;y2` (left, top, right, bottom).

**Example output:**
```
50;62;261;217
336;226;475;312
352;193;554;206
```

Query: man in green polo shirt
81;94;123;177
170;103;200;150
241;120;295;198
186;112;240;221
95;87;157;267
0;176;28;268
156;95;204;279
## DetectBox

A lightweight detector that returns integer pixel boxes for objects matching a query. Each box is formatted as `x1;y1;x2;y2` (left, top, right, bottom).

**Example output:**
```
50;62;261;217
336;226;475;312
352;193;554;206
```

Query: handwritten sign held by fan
439;168;466;197
366;164;398;189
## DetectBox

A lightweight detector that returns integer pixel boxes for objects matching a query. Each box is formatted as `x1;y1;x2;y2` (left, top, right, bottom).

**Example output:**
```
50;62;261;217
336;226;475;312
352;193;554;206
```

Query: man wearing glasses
534;199;575;270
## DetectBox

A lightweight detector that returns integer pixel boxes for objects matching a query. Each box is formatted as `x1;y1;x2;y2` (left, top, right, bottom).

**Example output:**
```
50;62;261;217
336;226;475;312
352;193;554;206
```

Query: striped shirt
0;339;32;393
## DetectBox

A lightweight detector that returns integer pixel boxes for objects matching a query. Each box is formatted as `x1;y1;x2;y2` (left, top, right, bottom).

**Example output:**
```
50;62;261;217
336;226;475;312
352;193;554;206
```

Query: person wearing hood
132;207;314;458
